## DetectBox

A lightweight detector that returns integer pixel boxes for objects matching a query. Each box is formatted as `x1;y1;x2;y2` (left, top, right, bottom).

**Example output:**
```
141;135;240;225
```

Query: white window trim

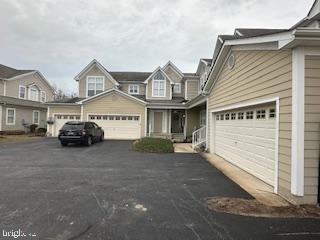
173;83;181;94
29;86;39;101
33;110;40;124
19;85;26;99
6;108;16;125
152;78;166;98
86;76;105;97
128;84;140;95
40;91;46;102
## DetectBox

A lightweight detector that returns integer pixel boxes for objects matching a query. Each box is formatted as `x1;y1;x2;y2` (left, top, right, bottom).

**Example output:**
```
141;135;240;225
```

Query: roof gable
0;64;35;79
162;61;184;78
143;67;175;84
78;88;146;105
74;59;119;86
309;0;320;18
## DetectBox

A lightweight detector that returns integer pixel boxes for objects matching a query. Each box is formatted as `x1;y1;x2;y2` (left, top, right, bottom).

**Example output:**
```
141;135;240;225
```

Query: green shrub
133;137;174;153
29;124;38;133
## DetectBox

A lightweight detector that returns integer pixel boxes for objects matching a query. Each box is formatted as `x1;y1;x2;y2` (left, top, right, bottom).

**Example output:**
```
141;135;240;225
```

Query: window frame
33;110;40;124
152;72;166;97
128;84;140;95
6;108;16;125
40;91;46;102
173;83;181;93
256;109;266;119
29;86;39;101
19;85;26;99
86;76;105;97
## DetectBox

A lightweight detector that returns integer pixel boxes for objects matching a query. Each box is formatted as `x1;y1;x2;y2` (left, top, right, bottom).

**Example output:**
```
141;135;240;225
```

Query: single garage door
54;114;81;136
214;104;276;186
89;114;141;140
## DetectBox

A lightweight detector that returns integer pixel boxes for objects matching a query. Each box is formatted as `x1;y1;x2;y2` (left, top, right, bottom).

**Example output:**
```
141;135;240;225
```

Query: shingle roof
110;72;152;82
46;97;85;104
0;64;34;79
147;97;187;104
0;95;47;109
235;28;288;38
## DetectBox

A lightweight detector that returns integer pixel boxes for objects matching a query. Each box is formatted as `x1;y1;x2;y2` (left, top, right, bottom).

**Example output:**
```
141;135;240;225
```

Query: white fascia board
78;88;147;105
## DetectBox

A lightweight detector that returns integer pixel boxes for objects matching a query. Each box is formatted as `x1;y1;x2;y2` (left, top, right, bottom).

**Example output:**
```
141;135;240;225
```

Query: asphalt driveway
0;139;319;240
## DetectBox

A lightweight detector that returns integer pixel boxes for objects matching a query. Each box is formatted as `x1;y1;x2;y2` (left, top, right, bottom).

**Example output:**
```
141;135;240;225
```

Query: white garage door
214;104;276;186
89;115;141;140
54;115;81;136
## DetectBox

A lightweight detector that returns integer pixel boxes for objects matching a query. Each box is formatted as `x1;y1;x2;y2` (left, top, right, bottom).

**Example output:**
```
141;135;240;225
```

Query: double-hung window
173;83;181;93
40;91;46;102
152;71;165;97
129;85;139;95
29;86;39;101
87;76;104;97
19;85;26;99
33;110;40;124
6;108;16;125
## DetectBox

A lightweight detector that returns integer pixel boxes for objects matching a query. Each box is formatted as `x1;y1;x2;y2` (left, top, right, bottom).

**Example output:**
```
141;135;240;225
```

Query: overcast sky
0;0;314;94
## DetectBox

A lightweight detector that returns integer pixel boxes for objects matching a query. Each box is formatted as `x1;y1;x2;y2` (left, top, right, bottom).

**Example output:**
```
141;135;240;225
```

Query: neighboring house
0;64;55;132
46;60;208;140
200;1;320;205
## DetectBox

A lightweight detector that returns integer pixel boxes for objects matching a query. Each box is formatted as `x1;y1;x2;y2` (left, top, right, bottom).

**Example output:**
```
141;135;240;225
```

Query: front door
171;110;184;133
153;112;163;133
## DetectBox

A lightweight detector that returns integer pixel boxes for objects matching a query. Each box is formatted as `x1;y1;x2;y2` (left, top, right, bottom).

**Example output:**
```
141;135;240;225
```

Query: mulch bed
207;197;320;218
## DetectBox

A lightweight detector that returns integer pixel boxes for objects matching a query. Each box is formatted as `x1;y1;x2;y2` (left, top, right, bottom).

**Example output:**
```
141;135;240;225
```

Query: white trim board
209;97;279;193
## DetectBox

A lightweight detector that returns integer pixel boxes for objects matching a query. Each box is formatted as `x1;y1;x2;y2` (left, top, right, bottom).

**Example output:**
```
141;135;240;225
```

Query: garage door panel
53;115;81;136
214;104;276;186
89;115;141;140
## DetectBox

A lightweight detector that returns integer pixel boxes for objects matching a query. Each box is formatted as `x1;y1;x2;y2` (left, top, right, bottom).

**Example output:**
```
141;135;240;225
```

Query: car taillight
82;130;86;135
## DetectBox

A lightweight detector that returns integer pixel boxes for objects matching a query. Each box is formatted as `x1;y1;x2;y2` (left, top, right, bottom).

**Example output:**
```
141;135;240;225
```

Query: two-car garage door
89;115;141;139
214;104;276;186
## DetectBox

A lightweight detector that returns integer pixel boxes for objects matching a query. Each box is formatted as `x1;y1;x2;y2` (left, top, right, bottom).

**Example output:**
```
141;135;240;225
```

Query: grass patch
133;137;174;153
0;135;43;143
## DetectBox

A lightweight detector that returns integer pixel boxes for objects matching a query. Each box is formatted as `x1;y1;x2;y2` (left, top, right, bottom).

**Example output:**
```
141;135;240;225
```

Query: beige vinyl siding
164;65;185;98
5;73;54;101
47;105;81;135
304;56;320;204
146;78;172;100
186;80;199;100
78;65;116;98
120;83;146;95
0;80;4;95
83;93;146;137
207;50;293;200
1;105;47;131
186;106;205;137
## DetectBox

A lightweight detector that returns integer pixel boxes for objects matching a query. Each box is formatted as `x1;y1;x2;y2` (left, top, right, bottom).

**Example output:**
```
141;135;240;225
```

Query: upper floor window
19;85;26;99
200;73;207;90
152;71;165;97
128;84;139;95
29;86;39;101
40;91;46;102
87;76;104;97
173;83;181;93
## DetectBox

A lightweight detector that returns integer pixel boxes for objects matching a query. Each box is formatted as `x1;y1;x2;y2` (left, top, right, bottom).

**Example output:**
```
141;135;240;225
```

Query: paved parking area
0;139;319;239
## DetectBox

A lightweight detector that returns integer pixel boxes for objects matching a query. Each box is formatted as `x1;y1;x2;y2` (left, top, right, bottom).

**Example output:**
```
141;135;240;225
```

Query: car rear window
62;122;84;130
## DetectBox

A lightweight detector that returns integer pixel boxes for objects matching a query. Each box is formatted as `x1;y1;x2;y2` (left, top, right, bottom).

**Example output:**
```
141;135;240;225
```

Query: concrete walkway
173;143;196;153
202;153;290;207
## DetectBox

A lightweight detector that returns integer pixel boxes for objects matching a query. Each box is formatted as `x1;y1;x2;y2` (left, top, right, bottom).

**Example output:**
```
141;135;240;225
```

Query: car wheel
61;141;68;147
100;134;104;142
85;136;92;146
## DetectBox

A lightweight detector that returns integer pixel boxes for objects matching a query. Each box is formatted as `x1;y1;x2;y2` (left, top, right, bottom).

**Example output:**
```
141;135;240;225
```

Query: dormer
74;59;119;98
144;67;174;100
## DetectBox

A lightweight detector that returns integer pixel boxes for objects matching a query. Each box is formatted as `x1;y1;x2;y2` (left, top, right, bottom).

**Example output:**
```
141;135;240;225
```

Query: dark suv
58;121;104;146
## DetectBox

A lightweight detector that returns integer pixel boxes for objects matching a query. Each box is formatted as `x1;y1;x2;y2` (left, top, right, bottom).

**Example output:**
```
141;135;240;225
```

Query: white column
291;47;305;196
